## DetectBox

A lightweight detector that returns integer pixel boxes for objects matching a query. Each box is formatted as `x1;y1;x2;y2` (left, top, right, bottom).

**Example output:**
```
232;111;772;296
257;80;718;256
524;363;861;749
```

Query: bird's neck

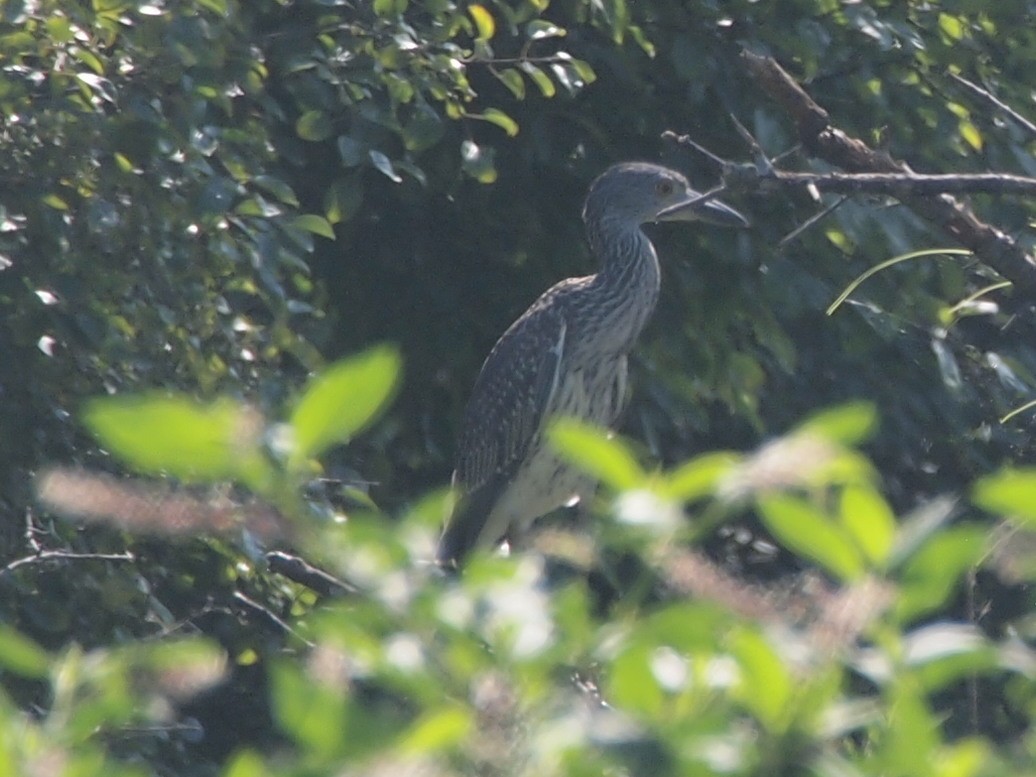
581;221;661;355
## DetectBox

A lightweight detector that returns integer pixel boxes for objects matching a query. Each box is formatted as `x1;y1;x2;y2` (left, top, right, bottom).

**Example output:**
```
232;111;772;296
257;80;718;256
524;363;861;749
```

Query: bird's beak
657;192;749;227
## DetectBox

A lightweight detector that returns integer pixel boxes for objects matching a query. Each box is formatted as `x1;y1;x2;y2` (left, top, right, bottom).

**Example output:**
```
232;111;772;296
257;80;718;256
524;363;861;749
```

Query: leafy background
1;0;1035;775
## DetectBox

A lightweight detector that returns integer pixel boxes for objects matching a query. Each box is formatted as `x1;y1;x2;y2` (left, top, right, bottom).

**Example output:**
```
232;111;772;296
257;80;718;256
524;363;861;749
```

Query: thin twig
233;590;314;647
948;71;1036;140
0;549;135;577
780;195;849;246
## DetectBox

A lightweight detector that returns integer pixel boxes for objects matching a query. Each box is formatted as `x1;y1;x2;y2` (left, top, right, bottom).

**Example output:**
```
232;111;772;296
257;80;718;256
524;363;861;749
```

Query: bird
437;162;748;568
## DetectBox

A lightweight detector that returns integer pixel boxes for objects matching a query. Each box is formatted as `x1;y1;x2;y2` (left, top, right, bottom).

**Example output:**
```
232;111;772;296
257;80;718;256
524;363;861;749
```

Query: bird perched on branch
437;162;748;568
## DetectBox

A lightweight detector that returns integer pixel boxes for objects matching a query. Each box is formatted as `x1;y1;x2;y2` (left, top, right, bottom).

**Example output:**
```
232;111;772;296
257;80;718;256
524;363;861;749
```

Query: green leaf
895;525;987;623
270;660;348;756
399;706;472;754
730;628;793;732
519;61;556;97
840;484;896;566
973;467;1036;526
468;4;495;41
662;451;740;502
476;107;519;137
757;494;866;581
607;643;665;716
223;751;272;777
795;401;877;445
292;214;336;240
0;627;50;679
84;394;267;484
548;419;643;492
296;110;333;142
289;345;401;467
494;68;525;99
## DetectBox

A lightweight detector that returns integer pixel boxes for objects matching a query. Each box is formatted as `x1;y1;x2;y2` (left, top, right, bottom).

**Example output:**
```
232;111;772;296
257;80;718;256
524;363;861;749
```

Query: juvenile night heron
437;162;748;567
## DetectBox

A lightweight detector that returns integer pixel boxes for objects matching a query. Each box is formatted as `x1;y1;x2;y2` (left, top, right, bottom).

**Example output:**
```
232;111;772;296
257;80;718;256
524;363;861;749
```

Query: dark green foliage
2;0;1036;774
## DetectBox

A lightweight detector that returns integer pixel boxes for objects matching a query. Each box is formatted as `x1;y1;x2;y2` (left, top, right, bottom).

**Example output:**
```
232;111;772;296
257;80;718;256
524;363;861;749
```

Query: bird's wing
454;296;568;492
437;293;570;565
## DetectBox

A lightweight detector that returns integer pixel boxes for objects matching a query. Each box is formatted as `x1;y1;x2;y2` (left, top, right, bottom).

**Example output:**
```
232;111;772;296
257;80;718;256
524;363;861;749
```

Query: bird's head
583;162;748;229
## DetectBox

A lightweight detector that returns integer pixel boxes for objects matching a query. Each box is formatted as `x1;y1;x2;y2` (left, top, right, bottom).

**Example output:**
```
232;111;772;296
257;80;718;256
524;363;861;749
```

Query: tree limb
739;50;1036;296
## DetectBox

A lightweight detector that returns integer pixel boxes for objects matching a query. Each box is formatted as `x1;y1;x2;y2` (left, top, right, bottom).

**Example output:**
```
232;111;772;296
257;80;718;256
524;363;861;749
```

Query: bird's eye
656;180;674;196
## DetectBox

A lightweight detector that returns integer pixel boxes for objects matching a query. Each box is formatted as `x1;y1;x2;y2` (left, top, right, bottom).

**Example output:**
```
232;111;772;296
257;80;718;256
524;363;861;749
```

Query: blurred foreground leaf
288;345;401;468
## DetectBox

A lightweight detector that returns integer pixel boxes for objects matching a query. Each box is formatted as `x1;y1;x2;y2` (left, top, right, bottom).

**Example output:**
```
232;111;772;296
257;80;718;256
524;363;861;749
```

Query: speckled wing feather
438;290;570;564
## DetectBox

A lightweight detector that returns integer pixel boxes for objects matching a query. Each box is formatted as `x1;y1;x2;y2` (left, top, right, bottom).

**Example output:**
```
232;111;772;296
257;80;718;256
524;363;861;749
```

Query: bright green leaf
662;451;740;503
476;108;519;137
399;706;472;754
548;419;643;492
938;12;965;40
519;62;556;97
468;5;495;41
0;627;50;679
289;345;401;467
796;401;877;445
895;525;987;623
730;628;793;732
292;214;336;240
84;394;267;484
973;467;1036;526
757;494;866;581
959;120;983;152
840;484;896;566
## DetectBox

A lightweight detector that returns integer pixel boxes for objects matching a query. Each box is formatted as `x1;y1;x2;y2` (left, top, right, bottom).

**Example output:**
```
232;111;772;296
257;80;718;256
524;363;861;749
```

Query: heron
437;162;748;567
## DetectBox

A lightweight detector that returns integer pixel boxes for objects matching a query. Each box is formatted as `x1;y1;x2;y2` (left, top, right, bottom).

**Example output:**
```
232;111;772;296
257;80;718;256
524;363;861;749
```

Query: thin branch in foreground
0;549;135;578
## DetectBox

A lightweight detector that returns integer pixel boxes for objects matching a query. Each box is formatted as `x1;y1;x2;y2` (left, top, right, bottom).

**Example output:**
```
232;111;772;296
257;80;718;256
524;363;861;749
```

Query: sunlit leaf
894;525;987;623
973;468;1036;526
840;484;896;566
289;345;401;467
270;660;348;756
795;401;877;445
292;214;336;240
662;451;740;502
757;494;866;581
731;628;792;732
476;108;519;137
519;62;556;97
0;627;50;679
399;706;472;753
468;5;495;41
84;394;266;484
548;419;643;491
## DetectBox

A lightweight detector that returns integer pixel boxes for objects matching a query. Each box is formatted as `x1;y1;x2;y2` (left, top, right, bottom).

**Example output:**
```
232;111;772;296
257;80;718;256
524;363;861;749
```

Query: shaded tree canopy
1;1;1036;775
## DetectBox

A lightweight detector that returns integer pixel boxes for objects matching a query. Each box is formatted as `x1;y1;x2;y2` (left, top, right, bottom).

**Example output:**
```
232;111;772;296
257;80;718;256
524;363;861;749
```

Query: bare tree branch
0;549;135;578
738;50;1036;297
947;71;1036;140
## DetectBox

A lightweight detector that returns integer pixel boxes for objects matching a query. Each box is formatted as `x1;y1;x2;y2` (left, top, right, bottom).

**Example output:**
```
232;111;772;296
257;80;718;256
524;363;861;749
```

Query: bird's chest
549;355;629;427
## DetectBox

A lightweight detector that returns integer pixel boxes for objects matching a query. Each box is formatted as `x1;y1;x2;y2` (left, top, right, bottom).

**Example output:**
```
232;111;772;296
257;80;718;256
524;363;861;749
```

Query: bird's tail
435;474;506;569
